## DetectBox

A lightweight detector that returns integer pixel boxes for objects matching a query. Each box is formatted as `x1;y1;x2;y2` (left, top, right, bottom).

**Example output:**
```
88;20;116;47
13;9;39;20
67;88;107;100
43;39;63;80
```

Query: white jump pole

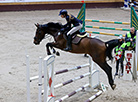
85;90;102;102
29;63;90;82
26;55;31;102
44;57;48;102
38;57;43;102
136;31;138;75
43;55;55;102
89;57;93;88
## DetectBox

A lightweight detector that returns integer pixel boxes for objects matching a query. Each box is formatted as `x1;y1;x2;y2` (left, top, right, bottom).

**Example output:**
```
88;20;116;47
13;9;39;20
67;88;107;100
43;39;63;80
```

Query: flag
77;3;86;32
131;7;138;30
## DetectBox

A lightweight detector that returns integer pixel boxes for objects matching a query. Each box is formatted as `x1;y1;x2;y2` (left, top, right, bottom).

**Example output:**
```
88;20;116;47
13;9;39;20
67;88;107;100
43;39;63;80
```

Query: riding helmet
59;9;68;16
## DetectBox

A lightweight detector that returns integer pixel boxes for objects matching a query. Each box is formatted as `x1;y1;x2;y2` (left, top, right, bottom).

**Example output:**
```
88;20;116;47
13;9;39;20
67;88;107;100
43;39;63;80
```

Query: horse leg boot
64;35;72;51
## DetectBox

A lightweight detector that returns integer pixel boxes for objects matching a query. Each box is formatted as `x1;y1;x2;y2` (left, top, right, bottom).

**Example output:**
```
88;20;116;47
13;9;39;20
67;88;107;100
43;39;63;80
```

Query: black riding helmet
59;9;68;16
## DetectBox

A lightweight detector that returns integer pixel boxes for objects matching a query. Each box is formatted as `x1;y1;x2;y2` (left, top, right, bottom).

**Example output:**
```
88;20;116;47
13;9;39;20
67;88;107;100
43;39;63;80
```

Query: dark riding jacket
63;14;82;30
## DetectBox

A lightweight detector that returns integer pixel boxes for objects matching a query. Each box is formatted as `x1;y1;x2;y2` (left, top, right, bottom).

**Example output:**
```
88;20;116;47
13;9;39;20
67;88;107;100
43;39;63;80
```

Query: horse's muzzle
33;40;40;45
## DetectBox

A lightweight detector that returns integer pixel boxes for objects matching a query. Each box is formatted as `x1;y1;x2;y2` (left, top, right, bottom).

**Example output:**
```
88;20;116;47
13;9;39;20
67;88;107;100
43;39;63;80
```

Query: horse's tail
105;39;119;61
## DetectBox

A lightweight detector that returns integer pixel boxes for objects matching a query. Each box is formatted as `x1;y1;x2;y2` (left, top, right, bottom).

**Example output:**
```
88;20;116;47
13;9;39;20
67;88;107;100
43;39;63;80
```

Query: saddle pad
72;34;87;44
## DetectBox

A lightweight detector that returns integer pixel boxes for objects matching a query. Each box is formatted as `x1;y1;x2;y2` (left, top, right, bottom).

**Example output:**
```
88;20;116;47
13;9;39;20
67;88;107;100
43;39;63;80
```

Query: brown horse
34;22;119;90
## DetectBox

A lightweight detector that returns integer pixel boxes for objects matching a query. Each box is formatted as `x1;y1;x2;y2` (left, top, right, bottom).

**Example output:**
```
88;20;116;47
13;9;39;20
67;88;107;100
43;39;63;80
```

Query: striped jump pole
85;19;130;25
54;72;91;89
55;63;90;75
55;84;89;102
41;72;91;94
29;63;90;82
129;2;138;8
42;70;99;92
86;25;130;31
26;55;102;102
43;56;100;102
86;31;125;37
85;90;103;102
85;19;129;37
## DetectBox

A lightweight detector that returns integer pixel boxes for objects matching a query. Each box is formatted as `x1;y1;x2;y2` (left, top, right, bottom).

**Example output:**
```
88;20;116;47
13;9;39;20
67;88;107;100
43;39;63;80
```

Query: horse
33;22;120;90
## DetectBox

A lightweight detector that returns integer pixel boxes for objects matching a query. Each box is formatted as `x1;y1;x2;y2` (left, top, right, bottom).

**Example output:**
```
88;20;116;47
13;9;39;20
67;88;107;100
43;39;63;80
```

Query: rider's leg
64;34;72;51
64;24;82;51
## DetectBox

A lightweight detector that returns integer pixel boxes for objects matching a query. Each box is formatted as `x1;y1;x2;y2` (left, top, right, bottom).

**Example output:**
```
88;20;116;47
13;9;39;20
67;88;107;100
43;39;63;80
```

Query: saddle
63;31;87;45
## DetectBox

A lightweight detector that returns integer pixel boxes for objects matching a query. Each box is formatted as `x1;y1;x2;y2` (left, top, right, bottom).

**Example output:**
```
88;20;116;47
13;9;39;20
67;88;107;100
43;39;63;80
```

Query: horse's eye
34;37;37;40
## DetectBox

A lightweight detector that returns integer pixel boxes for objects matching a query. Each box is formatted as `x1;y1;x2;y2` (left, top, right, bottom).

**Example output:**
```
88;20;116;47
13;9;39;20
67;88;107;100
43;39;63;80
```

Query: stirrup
64;47;72;51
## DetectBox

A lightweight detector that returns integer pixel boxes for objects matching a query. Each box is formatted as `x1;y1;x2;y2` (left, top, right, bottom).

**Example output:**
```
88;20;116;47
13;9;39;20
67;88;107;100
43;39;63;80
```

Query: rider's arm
62;16;71;30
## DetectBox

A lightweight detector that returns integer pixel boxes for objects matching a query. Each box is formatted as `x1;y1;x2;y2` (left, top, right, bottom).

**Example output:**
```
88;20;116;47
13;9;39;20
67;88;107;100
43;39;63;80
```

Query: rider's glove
60;28;65;32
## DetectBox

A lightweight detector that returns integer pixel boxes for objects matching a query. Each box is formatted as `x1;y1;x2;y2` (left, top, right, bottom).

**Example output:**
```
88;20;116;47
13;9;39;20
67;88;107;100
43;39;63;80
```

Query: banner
131;7;138;30
77;3;86;32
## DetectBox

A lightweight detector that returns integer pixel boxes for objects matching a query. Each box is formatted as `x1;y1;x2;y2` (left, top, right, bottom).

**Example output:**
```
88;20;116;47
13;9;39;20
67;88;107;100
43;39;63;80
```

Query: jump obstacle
77;3;131;37
26;55;107;102
85;19;130;37
78;4;138;79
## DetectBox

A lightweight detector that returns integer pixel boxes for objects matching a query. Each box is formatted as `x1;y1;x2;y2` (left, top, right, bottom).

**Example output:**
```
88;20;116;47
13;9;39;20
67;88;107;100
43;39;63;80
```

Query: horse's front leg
46;43;52;55
46;42;60;56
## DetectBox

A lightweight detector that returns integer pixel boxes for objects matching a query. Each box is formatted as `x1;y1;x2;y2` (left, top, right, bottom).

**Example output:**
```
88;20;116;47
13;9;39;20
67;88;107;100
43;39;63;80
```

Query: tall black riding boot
64;35;72;51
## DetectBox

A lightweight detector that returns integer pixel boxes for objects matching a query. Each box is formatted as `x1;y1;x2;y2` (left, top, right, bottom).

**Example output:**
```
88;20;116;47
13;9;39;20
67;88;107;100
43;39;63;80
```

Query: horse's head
34;22;63;45
34;23;46;45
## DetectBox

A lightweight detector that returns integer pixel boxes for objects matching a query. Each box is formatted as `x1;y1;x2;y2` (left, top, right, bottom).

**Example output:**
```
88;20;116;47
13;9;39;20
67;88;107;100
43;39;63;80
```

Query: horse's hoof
84;54;89;57
111;84;116;90
53;49;56;54
56;52;60;56
47;52;51;55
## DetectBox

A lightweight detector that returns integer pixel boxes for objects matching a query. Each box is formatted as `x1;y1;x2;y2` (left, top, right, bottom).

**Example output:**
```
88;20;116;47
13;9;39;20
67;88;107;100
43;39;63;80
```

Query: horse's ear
35;23;39;28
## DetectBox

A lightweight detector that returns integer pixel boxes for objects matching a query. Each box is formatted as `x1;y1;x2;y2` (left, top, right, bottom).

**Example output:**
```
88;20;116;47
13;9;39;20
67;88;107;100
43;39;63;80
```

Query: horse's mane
46;22;63;29
105;39;120;61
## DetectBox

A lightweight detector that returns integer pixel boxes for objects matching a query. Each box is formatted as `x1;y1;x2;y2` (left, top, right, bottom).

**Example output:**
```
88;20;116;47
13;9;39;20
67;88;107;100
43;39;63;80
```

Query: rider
59;9;83;51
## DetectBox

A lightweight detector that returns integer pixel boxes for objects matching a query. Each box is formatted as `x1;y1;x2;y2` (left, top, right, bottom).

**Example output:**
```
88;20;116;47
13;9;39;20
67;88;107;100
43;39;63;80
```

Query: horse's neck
47;28;59;37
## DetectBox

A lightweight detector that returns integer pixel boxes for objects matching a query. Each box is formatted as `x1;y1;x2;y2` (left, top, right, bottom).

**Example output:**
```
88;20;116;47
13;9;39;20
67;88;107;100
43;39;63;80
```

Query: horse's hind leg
98;62;116;90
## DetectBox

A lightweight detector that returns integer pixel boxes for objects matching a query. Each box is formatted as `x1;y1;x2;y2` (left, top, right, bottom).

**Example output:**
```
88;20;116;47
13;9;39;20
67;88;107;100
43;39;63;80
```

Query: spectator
114;35;124;76
125;27;136;51
119;27;136;52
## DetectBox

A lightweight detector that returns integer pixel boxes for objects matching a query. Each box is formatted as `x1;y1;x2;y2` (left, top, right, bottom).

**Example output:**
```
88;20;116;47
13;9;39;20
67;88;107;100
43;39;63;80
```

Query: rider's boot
64;35;72;51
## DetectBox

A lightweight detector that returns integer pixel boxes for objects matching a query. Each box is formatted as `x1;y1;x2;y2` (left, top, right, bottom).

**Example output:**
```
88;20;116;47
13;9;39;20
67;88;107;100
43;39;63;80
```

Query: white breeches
67;23;83;36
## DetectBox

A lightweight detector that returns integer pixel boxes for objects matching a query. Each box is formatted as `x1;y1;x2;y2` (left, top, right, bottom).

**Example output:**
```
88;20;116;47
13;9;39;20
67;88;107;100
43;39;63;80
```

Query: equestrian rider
59;9;83;51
